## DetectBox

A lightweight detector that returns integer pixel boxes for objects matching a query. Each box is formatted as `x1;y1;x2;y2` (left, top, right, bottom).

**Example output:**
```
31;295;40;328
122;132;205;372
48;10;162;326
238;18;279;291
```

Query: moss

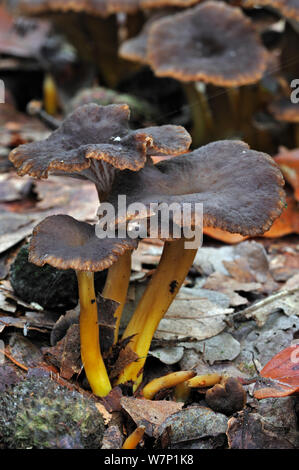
0;375;105;449
10;245;78;310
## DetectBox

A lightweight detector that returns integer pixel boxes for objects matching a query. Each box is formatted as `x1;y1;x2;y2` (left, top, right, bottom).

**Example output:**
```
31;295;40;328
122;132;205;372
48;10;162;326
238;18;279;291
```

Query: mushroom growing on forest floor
9;102;191;351
28;214;137;397
103;140;285;388
9;104;285;395
119;1;268;146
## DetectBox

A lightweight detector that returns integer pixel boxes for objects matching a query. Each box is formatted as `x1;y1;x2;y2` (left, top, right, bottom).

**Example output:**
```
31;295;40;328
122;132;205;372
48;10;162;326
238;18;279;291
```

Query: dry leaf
243;288;299;327
120;396;183;438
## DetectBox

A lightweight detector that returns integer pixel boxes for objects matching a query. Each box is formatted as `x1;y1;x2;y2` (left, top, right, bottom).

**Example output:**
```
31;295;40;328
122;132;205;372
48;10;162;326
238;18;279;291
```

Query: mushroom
269;98;299;146
28;214;137;397
9;103;191;344
14;0;143;86
242;0;299;22
102;140;285;387
120;1;268;146
9;103;191;196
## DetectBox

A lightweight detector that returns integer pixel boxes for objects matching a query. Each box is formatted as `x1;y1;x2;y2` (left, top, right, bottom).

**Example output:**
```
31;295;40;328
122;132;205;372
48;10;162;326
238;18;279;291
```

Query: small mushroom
205;377;247;416
120;1;268;145
269;98;299;146
105;140;285;387
29;214;137;397
15;0;142;87
9;103;191;350
9;103;191;198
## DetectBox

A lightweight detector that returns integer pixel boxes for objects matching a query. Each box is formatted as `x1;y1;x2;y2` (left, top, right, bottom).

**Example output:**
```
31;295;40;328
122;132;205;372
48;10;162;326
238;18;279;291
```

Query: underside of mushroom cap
106;140;285;236
269;98;299;123
147;1;268;86
9;103;191;179
29;214;138;271
242;0;299;21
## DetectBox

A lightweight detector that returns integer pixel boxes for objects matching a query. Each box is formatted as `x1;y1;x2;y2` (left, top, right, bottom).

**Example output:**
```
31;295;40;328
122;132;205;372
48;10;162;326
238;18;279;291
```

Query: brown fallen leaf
120;396;183;438
97;294;119;353
227;411;295;449
203;272;261;306
42;324;81;380
242;287;299;327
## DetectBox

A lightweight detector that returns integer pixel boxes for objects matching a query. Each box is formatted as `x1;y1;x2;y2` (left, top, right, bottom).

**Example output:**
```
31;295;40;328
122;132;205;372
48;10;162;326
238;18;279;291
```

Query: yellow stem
187;373;221;388
102;251;132;344
76;271;112;397
117;239;197;388
174;380;191;403
122;426;145;450
142;371;195;400
43;73;59;116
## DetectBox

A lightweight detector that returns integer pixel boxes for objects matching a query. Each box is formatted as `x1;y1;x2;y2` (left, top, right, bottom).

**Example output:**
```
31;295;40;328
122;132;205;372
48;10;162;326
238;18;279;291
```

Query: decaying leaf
157;406;228;447
42;324;81;380
227;411;295;449
97;295;119;353
254;344;299;399
120;396;183;438
243;287;299;327
155;292;232;341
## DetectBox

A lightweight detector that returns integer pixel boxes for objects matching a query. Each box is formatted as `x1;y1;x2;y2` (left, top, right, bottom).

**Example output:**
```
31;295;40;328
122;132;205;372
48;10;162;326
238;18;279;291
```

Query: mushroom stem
188;373;222;388
142;371;195;400
43;74;59;116
294;124;299;148
102;250;132;344
76;271;112;397
184;83;213;147
226;86;240;129
122;426;145;450
117;239;197;388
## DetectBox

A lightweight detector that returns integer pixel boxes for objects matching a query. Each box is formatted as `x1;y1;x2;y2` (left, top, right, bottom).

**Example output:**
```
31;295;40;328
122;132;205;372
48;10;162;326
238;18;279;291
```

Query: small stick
0;348;28;371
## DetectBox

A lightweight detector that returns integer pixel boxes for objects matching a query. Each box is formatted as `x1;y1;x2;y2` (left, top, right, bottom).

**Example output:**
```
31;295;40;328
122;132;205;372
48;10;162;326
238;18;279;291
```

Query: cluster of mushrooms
9;0;299;153
9;103;285;396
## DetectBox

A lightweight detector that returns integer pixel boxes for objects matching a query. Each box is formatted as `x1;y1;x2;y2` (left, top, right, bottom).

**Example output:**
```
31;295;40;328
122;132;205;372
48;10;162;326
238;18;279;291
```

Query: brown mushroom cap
242;0;299;21
106;140;285;236
269;98;299;123
0;5;50;59
141;0;201;8
17;0;141;17
29;214;137;271
9;103;191;179
146;1;268;86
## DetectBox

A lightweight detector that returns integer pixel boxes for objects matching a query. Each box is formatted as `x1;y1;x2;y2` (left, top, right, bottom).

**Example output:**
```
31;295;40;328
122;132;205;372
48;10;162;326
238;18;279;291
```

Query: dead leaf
203;272;261;306
95;403;112;425
227;412;294;449
155;292;232;342
243;288;299;326
109;346;139;381
97;295;119;353
42;324;81;379
120;396;183;438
